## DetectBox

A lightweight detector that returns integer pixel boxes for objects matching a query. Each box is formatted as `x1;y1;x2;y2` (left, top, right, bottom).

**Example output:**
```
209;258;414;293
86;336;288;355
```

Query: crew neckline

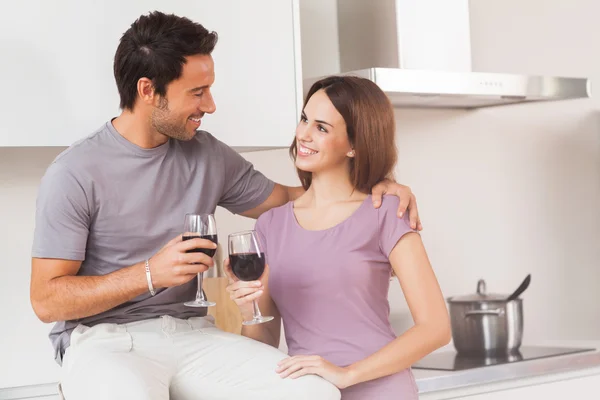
289;195;372;233
106;119;171;158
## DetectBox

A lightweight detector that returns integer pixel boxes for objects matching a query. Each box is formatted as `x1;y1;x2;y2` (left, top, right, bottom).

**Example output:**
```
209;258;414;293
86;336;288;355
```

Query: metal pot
447;279;523;356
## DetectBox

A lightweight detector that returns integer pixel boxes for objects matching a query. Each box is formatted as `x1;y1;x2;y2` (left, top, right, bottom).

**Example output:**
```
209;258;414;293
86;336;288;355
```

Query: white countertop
2;340;600;399
413;340;600;399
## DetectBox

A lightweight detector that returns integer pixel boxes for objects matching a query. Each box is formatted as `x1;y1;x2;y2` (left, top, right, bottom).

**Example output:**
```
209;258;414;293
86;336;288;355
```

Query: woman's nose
296;124;312;142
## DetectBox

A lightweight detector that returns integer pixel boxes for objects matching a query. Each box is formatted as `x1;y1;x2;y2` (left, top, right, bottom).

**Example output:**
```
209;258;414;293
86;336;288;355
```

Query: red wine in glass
230;252;265;281
183;214;217;307
228;231;273;325
183;234;218;258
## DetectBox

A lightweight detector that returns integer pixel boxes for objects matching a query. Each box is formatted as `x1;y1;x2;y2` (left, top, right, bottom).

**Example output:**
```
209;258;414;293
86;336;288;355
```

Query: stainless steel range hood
303;0;591;109
305;68;591;109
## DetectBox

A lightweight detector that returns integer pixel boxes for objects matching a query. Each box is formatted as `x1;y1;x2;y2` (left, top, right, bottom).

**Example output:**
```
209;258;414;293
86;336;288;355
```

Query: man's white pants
60;315;340;400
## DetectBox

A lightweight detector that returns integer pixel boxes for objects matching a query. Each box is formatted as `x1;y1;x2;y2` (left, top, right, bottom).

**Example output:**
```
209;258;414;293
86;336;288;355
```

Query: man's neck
112;111;169;149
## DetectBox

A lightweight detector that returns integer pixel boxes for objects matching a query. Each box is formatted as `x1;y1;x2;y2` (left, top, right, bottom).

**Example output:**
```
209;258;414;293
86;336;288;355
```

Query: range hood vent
303;0;591;109
303;68;591;109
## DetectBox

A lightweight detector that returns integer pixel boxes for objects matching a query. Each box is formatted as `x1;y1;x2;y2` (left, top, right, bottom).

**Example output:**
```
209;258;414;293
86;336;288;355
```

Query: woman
225;76;451;399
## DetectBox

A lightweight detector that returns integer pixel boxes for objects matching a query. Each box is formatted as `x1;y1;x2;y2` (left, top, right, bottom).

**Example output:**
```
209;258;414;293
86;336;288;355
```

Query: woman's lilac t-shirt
255;195;419;399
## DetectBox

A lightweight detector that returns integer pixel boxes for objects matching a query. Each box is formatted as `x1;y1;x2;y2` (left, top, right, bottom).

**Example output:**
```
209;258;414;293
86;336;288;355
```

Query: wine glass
228;230;274;325
183;213;217;307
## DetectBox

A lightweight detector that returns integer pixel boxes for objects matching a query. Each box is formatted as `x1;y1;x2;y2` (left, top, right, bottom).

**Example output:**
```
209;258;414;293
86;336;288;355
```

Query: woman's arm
276;231;451;388
225;260;282;348
344;232;451;386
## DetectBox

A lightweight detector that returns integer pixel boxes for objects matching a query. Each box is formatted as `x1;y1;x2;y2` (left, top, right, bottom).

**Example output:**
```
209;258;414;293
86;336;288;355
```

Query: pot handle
464;309;505;317
476;279;487;295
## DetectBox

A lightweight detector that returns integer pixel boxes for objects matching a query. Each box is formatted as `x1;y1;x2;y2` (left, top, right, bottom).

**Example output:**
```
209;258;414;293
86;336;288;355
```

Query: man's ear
137;77;156;105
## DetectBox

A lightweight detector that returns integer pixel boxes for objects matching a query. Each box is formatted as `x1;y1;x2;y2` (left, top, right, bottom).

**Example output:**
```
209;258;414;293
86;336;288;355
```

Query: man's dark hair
114;11;218;110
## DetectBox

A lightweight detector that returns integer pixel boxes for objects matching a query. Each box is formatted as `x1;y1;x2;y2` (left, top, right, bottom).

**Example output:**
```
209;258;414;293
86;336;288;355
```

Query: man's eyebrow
189;85;209;92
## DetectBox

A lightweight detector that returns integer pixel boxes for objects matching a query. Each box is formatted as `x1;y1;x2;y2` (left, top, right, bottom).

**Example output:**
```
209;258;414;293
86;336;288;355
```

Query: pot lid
448;279;507;302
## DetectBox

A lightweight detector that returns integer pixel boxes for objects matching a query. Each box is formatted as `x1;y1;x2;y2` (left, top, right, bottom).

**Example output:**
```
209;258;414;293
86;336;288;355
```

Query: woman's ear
347;149;355;158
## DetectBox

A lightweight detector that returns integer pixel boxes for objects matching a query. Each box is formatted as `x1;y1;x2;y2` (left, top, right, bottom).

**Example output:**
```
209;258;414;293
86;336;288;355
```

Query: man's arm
240;180;421;228
30;258;147;323
239;184;304;219
215;137;421;225
30;235;215;323
30;163;150;323
371;179;422;230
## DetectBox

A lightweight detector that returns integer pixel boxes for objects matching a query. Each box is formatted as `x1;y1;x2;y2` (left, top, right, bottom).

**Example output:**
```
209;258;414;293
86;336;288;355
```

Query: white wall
0;148;66;387
1;0;600;389
219;0;600;343
295;0;600;341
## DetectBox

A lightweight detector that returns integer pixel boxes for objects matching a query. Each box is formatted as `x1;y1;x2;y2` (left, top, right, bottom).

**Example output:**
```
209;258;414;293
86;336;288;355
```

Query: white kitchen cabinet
0;0;301;149
444;373;600;400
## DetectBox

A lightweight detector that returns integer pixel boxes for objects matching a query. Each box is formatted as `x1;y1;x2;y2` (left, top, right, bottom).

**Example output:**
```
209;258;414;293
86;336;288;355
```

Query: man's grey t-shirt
32;121;275;364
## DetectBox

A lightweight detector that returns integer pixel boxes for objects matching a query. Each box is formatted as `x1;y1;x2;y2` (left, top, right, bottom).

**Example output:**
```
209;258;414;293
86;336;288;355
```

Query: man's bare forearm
284;185;305;202
37;262;148;322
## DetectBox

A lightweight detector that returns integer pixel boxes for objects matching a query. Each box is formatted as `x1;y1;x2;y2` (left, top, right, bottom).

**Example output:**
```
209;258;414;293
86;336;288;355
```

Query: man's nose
202;92;216;114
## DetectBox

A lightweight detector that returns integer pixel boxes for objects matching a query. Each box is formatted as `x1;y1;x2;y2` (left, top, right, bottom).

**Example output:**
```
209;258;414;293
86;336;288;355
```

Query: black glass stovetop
412;346;596;371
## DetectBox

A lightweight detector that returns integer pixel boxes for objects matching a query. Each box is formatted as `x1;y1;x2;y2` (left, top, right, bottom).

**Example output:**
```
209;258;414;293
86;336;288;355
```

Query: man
30;11;421;400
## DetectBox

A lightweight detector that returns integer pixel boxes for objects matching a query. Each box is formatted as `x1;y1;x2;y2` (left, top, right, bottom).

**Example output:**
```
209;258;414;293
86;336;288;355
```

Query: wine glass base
184;300;216;307
242;316;274;325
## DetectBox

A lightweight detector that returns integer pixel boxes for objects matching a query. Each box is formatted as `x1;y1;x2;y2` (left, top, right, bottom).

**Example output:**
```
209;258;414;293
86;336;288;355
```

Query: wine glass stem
252;300;262;319
197;272;205;301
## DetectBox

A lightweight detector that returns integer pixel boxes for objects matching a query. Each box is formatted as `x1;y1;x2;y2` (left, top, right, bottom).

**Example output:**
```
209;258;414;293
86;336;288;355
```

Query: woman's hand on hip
276;355;357;389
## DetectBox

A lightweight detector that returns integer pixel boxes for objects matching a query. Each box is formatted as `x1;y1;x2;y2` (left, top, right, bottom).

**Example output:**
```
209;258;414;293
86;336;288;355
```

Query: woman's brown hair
289;76;397;193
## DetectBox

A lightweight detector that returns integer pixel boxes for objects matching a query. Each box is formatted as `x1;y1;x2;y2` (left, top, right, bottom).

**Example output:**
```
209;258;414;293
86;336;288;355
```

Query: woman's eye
317;124;328;133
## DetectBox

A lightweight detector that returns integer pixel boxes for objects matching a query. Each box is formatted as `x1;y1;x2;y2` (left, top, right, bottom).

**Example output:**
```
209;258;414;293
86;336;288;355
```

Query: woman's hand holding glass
224;259;272;324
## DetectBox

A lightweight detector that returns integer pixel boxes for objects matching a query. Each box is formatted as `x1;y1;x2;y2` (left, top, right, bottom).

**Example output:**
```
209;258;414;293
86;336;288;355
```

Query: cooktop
412;346;596;371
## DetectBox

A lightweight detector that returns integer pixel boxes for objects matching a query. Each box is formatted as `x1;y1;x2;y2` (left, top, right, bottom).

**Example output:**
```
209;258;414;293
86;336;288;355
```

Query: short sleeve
254;210;273;264
378;196;417;257
217;140;275;214
31;163;90;261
